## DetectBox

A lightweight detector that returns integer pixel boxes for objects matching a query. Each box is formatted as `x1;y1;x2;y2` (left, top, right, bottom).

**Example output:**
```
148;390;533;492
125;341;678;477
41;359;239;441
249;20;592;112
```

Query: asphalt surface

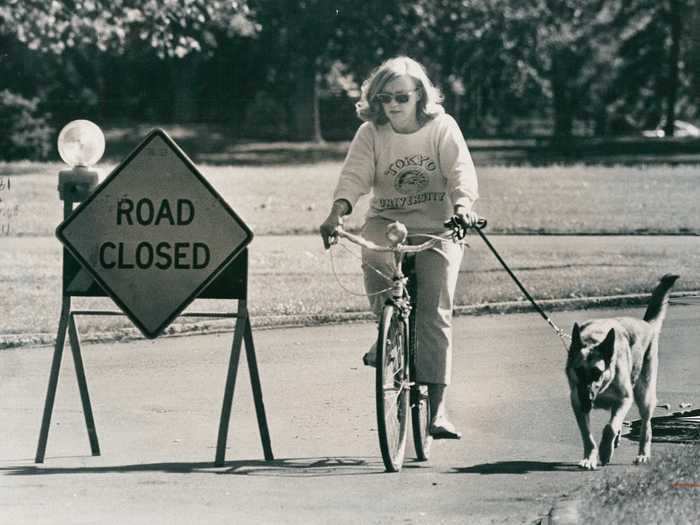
1;304;698;524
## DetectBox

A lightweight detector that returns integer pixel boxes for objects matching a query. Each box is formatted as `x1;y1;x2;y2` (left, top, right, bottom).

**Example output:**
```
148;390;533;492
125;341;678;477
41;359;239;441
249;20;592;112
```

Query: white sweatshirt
333;113;479;232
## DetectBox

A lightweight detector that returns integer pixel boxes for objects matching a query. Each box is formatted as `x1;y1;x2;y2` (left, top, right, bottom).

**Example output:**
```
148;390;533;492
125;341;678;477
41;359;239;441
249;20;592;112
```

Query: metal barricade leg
244;316;274;461
215;314;246;466
35;298;70;463
68;314;100;456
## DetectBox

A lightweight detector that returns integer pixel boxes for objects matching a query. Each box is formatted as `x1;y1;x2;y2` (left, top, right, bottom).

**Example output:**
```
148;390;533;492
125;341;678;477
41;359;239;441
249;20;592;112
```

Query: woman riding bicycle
319;56;480;440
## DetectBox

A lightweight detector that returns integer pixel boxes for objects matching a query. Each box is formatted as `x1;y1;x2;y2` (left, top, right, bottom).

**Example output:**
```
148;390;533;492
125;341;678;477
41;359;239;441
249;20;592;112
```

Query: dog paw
578;457;598;470
633;454;650;465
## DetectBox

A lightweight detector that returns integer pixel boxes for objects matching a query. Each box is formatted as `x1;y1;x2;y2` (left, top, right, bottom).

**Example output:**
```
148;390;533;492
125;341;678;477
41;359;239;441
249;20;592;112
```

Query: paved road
1;304;698;524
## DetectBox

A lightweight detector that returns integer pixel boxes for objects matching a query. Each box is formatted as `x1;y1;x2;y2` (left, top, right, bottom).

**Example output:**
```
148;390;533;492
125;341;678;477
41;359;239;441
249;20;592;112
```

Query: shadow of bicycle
0;456;388;478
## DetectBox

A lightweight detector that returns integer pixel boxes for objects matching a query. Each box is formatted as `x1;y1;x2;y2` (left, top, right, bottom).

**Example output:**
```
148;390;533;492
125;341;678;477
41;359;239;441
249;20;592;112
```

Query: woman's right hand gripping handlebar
320;199;351;249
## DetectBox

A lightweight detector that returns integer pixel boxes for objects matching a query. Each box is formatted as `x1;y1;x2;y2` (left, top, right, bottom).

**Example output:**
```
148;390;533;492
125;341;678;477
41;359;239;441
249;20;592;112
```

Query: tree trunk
172;57;199;123
691;0;700;100
287;57;323;142
664;0;683;137
550;52;575;152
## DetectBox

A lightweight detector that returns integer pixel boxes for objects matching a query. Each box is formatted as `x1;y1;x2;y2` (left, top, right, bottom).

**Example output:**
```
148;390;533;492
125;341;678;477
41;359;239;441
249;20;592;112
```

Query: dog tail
643;273;680;326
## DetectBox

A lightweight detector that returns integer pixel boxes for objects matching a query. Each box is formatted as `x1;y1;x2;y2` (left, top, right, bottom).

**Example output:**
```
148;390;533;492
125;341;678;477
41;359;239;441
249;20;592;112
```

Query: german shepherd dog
566;274;679;470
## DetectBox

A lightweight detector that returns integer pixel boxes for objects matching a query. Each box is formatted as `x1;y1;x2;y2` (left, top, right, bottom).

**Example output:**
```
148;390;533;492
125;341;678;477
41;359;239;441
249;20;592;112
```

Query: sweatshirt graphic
333;113;478;232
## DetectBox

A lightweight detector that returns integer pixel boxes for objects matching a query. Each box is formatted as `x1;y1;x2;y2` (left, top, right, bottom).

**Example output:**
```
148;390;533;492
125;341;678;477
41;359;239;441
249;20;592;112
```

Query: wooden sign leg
35;298;70;463
214;314;246;466
68;314;100;456
243;316;274;461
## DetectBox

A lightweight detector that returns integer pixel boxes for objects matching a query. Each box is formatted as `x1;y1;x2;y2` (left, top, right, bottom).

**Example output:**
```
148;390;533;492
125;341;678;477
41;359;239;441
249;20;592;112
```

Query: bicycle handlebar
448;216;488;230
443;216;488;240
334;216;487;253
335;228;445;253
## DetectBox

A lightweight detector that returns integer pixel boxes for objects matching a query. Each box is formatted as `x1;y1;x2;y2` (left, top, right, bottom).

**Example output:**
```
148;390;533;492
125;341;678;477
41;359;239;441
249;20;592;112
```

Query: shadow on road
0;456;385;478
452;460;580;475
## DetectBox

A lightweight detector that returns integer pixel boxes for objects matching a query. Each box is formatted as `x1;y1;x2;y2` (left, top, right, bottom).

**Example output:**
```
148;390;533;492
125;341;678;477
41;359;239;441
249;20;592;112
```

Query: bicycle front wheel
375;304;410;472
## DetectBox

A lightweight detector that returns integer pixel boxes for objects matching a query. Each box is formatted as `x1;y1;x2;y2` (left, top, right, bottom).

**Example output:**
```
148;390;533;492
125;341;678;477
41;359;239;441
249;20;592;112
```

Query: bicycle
332;216;486;472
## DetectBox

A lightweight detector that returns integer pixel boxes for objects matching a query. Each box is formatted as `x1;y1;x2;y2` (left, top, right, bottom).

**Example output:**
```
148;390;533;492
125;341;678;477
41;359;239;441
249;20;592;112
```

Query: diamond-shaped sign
56;129;253;338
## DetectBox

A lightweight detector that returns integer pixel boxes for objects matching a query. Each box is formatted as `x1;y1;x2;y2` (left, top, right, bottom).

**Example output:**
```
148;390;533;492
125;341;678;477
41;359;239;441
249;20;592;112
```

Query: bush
0;90;54;161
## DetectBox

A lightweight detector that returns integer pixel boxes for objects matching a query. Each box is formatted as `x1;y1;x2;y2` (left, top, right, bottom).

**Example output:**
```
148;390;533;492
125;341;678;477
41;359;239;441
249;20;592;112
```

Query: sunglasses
374;89;418;105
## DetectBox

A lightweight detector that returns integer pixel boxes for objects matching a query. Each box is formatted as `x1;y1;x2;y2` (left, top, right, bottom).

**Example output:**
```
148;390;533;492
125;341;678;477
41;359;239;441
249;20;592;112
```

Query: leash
473;227;571;351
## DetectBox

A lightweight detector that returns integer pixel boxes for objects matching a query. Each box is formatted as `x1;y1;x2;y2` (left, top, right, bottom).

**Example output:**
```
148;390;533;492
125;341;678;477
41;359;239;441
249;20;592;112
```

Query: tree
249;0;404;142
588;0;697;136
248;0;339;142
0;0;257;58
662;0;697;136
0;0;258;122
691;0;700;102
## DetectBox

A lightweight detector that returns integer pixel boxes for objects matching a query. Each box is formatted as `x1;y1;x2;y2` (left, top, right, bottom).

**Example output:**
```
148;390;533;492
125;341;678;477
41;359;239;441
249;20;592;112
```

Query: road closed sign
57;129;253;338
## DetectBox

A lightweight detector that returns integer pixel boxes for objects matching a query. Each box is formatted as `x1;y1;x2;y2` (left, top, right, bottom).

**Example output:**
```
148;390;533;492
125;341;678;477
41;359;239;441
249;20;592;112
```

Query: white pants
361;218;464;385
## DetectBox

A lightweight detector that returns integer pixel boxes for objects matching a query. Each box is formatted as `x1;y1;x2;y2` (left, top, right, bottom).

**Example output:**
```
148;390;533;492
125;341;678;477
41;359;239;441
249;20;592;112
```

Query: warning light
57;120;104;202
58;119;105;167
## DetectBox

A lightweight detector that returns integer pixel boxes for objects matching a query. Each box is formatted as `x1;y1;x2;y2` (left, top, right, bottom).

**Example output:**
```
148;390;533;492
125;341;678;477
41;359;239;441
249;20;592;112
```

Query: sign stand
36;134;273;465
216;308;274;466
36;197;101;464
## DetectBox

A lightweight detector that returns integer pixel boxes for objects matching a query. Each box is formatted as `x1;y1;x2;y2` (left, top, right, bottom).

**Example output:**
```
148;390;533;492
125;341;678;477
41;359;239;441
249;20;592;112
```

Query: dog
565;273;679;470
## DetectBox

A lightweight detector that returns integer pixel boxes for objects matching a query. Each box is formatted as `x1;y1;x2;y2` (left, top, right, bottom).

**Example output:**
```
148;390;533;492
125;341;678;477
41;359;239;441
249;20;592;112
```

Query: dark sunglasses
374;89;417;104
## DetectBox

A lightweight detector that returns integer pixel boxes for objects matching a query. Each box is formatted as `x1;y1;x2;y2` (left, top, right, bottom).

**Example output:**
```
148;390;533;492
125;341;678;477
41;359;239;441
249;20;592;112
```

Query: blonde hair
355;56;444;126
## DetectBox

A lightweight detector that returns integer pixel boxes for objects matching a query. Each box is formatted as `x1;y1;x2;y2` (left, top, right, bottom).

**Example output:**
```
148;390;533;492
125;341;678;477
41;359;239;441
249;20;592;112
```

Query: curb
539;498;580;525
1;291;698;351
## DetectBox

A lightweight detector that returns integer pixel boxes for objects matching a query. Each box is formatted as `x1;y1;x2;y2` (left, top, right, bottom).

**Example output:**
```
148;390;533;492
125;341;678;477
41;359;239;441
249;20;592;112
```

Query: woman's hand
446;207;483;240
320;199;350;249
320;212;343;249
453;208;480;229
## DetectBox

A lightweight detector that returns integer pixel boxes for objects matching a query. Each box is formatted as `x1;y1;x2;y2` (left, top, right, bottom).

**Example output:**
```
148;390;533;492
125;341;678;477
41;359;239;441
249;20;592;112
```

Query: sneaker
429;417;462;440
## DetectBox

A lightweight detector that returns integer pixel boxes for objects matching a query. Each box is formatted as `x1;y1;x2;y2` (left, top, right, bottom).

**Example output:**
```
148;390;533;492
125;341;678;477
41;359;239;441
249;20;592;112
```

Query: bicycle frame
334;224;456;470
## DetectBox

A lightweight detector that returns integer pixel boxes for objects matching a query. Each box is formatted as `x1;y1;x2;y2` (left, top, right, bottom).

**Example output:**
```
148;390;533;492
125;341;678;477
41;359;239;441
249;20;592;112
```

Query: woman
319;56;479;439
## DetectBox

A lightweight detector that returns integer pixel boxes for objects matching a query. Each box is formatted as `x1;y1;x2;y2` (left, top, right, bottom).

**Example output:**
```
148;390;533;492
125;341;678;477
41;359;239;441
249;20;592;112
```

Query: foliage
0;0;698;147
0;0;258;58
0;90;53;160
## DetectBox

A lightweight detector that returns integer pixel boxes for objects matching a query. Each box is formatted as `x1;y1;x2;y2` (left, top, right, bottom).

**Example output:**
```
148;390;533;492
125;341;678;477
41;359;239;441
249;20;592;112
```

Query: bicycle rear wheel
375;304;410;472
411;385;432;461
406;274;431;461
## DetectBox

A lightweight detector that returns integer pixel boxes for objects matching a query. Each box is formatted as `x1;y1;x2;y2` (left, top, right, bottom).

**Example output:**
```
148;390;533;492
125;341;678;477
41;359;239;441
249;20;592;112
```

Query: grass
0;161;699;346
2;162;700;236
2;226;700;347
576;443;700;523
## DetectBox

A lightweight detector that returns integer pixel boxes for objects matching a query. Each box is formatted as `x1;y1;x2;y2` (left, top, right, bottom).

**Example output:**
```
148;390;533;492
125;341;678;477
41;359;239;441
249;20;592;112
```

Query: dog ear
600;328;616;366
570;323;582;352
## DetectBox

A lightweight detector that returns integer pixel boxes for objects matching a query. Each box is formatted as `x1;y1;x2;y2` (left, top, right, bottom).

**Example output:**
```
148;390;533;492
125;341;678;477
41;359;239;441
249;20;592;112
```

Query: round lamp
386;221;408;245
57;119;105;167
57;120;104;202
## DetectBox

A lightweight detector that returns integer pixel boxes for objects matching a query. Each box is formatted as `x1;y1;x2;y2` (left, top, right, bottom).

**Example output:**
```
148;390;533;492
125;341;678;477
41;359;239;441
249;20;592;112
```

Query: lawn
1;161;699;346
577;442;699;523
1;162;699;236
